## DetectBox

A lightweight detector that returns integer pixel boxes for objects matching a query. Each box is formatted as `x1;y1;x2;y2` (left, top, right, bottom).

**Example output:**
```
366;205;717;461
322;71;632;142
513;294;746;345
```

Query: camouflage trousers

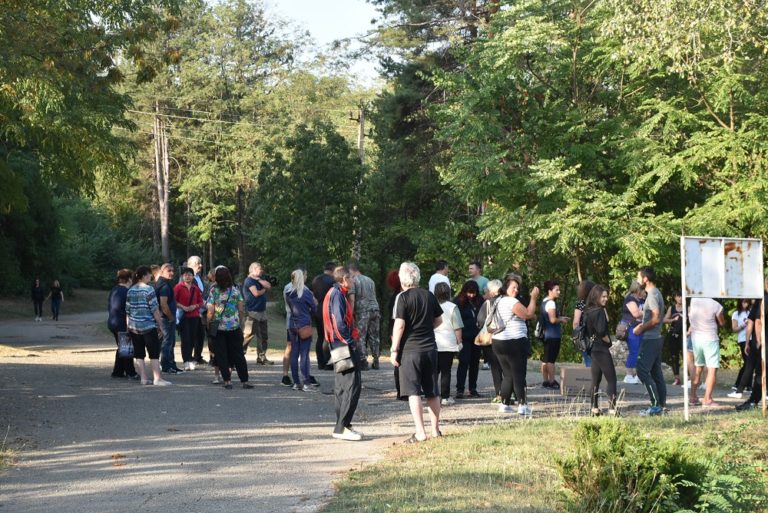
355;309;381;360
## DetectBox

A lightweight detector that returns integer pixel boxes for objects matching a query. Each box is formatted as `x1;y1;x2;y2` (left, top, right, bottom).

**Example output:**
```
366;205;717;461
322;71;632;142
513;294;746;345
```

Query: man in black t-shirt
391;262;444;443
737;277;767;411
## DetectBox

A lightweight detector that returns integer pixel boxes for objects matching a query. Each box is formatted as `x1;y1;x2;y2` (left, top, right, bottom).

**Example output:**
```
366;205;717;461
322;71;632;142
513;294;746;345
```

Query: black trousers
334;349;361;433
590;348;617;409
111;330;136;377
179;316;201;363
487;344;503;396
738;339;759;393
213;329;249;383
492;338;529;405
315;314;331;369
665;332;682;376
33;300;43;317
456;338;482;393
734;342;747;387
437;351;455;399
194;316;206;362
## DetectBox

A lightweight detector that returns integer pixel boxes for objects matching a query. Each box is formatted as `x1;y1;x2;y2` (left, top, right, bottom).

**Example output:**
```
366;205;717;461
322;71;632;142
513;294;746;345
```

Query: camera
260;274;278;286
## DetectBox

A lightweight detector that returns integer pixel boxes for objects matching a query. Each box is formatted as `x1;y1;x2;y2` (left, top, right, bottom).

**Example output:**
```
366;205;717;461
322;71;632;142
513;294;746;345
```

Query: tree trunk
236;184;246;276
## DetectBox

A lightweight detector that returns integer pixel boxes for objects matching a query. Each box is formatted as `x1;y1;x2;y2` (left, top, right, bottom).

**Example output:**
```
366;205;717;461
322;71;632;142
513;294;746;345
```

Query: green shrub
556;420;767;513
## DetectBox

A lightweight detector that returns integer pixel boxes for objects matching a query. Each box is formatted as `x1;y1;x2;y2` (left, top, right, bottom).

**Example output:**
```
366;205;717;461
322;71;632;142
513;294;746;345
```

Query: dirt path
0;311;739;513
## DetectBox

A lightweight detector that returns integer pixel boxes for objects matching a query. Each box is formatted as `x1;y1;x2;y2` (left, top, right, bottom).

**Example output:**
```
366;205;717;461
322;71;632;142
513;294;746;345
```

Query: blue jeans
51;298;61;320
289;328;312;386
582;351;592;368
160;318;177;370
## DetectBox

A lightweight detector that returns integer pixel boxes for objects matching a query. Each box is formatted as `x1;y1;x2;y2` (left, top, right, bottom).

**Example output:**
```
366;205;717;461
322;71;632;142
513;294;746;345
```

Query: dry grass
321;413;768;513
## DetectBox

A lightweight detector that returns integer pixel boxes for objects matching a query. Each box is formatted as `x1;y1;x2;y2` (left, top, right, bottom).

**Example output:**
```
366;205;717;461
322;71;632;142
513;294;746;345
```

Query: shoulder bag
117;331;134;358
208;288;233;338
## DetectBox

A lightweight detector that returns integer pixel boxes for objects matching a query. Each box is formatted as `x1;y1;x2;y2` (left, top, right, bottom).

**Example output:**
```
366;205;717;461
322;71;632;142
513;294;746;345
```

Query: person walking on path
688;297;725;407
391;262;444;442
47;280;63;321
174;267;204;371
323;266;364;441
126;266;170;386
206;266;253;390
108;269;137;379
242;262;274;365
583;285;617;416
286;268;318;392
633;267;667;416
349;262;381;370
32;278;45;322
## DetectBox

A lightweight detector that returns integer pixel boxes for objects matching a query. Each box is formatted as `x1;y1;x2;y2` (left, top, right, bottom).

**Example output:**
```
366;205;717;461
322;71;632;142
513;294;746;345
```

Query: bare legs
408;395;441;441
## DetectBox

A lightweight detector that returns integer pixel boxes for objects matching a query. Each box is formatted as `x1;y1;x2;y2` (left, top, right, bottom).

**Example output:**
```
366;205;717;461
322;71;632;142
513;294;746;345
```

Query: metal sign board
683;237;763;298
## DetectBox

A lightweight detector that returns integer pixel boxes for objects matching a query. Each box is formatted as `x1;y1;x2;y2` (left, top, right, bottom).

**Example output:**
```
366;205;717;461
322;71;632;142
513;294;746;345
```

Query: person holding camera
243;262;274;365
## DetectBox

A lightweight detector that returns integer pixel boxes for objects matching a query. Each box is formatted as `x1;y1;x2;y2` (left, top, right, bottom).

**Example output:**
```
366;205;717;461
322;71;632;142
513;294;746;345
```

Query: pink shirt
689;298;723;343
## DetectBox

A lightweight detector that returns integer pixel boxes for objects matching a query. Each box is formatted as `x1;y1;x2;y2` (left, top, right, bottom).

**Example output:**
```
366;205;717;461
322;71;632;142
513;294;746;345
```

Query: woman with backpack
583;284;617;416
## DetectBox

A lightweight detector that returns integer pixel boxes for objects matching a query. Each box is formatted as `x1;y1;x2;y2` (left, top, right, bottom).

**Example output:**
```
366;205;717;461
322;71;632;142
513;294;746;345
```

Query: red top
174;282;203;318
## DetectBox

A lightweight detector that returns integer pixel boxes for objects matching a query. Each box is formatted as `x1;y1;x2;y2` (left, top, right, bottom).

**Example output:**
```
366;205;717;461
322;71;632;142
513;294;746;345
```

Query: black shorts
541;338;561;364
399;349;439;398
130;329;161;359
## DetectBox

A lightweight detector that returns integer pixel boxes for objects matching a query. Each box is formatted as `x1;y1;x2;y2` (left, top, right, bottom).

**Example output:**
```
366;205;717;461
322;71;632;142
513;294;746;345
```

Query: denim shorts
692;339;720;368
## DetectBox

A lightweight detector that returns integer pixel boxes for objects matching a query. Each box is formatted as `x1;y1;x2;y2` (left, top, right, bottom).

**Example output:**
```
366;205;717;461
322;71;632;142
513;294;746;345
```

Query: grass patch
0;426;14;472
321;414;768;513
0;288;108;321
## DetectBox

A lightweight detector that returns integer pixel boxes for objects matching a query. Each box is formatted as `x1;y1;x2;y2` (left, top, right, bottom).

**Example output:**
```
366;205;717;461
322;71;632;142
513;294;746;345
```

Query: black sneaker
196;358;208;365
551;380;560;389
242;383;254;389
308;376;320;387
281;376;293;387
163;368;178;374
172;367;185;374
736;401;757;412
469;390;481;398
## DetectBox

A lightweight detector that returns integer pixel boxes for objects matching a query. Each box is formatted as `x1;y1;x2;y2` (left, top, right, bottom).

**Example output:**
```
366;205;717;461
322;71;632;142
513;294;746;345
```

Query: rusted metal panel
683;237;763;298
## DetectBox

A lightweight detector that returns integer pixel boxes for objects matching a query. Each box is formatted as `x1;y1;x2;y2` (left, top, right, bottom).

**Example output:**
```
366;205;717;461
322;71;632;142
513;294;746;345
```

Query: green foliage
557;420;767;513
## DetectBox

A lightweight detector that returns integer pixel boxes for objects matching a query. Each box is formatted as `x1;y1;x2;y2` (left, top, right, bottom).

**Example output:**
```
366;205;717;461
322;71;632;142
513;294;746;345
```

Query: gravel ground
0;311;742;513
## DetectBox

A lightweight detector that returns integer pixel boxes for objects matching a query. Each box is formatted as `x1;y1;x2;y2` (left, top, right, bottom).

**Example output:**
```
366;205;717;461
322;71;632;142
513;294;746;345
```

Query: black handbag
117;331;134;358
330;343;356;373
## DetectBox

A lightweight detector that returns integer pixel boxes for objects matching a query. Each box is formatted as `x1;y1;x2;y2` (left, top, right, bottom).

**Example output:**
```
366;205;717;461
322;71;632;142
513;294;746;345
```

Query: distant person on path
311;261;336;370
107;269;137;379
478;279;504;403
662;292;684;385
386;269;406;400
126;266;169;386
155;263;182;374
634;267;666;416
206;266;252;390
468;261;489;297
433;282;463;406
323;266;364;441
286;268;318;392
583;285;617;416
47;280;63;321
428;259;451;294
349;262;381;370
540;280;569;390
729;299;752;397
493;274;540;416
736;276;767;411
242;262;274;365
174;267;204;371
572;280;596;368
31;278;45;322
186;255;208;365
454;280;483;399
688;297;725;407
621;281;645;384
391;261;444;442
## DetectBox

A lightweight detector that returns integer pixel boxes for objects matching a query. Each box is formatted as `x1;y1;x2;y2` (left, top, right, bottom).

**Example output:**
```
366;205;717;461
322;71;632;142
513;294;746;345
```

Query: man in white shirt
688;297;725;406
428;260;451;294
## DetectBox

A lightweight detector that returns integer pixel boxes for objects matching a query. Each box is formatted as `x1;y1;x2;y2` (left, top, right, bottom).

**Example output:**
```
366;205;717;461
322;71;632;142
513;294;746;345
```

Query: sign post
680;236;765;420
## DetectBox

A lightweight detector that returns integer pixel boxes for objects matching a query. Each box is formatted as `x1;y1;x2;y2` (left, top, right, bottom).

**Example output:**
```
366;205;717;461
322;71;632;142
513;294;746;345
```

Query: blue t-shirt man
243;276;267;313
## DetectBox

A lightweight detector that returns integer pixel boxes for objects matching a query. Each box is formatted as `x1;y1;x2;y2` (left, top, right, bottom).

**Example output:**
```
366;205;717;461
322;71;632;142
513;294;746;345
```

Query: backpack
534;299;550;341
485;297;506;335
571;323;593;354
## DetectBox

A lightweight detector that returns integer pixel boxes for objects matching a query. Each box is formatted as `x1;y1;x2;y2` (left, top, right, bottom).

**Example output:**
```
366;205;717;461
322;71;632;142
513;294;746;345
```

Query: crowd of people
96;255;764;442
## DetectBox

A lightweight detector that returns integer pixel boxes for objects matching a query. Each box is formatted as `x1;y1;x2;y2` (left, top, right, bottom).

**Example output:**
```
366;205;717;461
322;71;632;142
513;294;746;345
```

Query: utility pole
350;105;366;261
153;101;171;262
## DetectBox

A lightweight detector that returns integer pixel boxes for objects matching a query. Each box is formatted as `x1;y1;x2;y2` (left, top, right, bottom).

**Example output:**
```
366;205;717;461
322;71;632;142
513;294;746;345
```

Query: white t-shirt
732;310;749;343
428;273;450;293
434;301;464;352
495;296;528;340
689;298;723;343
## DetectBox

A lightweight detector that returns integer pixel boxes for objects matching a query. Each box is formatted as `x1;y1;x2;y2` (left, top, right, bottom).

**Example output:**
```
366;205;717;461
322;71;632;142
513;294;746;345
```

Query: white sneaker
623;374;633;383
629;375;641;384
728;391;743;399
211;377;221;384
153;379;172;386
441;397;455;406
498;404;514;413
482;362;490;370
518;404;532;416
332;428;363;441
183;362;191;371
189;361;197;371
302;384;317;393
292;384;303;391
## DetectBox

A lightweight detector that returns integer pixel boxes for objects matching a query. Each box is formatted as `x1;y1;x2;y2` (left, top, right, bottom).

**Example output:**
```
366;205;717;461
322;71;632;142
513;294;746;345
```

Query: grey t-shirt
642;287;664;339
